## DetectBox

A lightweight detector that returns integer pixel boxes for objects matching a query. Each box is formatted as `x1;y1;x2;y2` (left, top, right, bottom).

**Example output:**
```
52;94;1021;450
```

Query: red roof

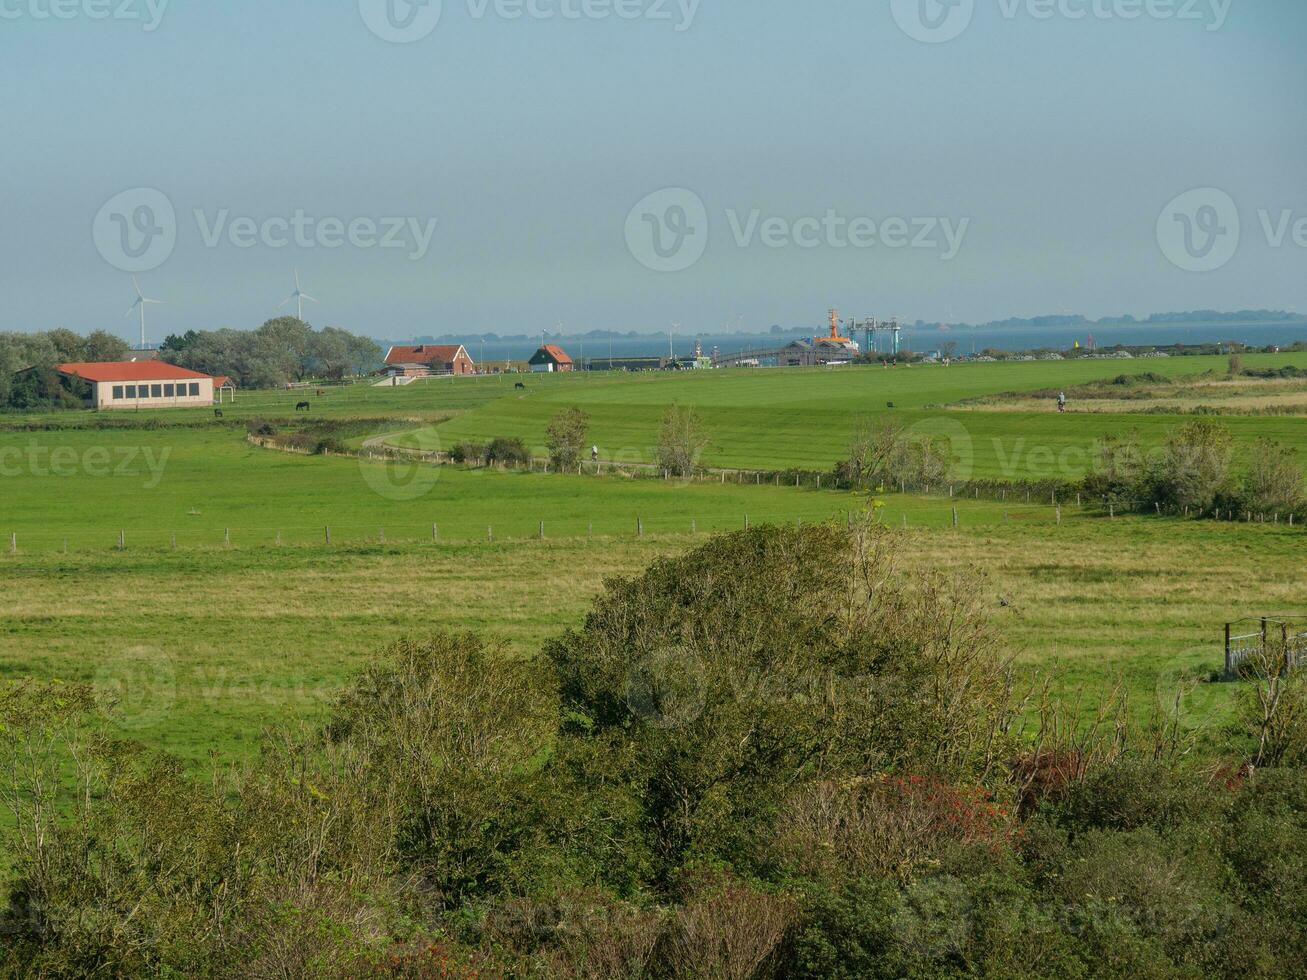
56;362;215;383
385;345;469;366
535;344;573;366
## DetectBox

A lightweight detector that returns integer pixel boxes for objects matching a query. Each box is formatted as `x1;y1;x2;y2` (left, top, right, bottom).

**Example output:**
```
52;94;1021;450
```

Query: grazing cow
296;401;311;412
214;409;224;419
515;382;526;391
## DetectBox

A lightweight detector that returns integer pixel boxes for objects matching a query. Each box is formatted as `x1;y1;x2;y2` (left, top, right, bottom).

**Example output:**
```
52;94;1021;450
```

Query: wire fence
2;500;1076;557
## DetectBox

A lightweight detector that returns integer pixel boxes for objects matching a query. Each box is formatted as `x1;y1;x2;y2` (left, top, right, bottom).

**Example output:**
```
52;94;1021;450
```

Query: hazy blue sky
1;0;1303;342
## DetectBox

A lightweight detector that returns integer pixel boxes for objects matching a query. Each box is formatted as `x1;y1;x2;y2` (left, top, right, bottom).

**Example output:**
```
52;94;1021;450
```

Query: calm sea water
445;321;1307;365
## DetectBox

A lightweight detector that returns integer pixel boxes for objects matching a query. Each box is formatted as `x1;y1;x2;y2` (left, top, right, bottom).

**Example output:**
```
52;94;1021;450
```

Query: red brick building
383;344;476;377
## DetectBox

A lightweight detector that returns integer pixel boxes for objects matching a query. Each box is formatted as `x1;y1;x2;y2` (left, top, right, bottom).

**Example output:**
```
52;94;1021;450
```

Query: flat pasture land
2;513;1298;764
389;353;1307;476
2;352;1305;762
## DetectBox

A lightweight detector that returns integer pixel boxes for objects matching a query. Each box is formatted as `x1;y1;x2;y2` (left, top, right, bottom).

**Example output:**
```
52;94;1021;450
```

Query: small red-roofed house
528;345;575;373
384;344;475;378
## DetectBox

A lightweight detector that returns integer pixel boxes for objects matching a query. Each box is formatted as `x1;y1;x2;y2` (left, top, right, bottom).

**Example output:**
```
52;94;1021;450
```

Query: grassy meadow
2;515;1299;765
3;352;1306;765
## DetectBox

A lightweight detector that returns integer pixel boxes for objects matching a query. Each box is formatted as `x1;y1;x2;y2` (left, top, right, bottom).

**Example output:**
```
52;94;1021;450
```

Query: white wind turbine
277;269;318;322
124;275;163;350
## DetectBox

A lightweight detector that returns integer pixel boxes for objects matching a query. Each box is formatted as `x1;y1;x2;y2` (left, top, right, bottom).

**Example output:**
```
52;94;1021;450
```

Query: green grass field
3;353;1306;765
16;353;1307;478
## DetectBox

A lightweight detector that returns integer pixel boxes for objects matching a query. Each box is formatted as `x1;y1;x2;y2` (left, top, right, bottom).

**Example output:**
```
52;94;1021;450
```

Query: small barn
384;345;476;378
528;345;575;373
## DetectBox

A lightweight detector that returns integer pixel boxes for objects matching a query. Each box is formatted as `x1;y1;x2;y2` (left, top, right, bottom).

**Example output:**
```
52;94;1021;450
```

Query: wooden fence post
8;532;14;555
1225;623;1233;679
171;533;177;550
224;528;231;548
433;523;439;542
538;521;545;540
1056;506;1062;525
692;519;697;534
325;527;331;546
276;530;282;546
379;528;386;544
118;530;125;551
488;526;494;542
744;514;750;529
637;517;643;537
952;507;958;528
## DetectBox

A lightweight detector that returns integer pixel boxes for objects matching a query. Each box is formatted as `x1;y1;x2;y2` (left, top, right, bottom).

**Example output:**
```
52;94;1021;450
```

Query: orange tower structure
822;308;851;345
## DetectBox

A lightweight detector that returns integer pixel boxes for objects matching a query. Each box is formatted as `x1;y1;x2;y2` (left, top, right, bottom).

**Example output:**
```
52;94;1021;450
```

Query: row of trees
1085;419;1305;516
0;321;383;408
543;405;710;476
6;524;1307;976
160;318;381;389
0;329;131;408
835;418;1305;519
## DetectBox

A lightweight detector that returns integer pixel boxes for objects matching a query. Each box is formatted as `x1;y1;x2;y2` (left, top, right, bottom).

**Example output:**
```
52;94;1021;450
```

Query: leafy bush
545;522;1016;881
546;407;590;470
486;436;531;466
1142;419;1236;514
13;527;1307;977
834;419;954;490
1082;432;1146;507
1239;439;1305;516
654;405;708;477
450;441;488;465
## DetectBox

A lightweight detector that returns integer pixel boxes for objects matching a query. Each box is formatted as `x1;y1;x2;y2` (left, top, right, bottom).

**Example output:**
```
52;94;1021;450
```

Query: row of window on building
112;383;203;400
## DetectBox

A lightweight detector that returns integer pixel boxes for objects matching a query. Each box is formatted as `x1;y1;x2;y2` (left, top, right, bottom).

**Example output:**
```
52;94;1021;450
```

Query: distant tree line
160;318;382;389
0;329;131;409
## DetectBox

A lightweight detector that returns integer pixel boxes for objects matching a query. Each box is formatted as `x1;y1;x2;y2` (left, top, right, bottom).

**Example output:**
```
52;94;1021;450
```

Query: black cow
296;401;311;412
214;409;224;419
515;382;526;391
